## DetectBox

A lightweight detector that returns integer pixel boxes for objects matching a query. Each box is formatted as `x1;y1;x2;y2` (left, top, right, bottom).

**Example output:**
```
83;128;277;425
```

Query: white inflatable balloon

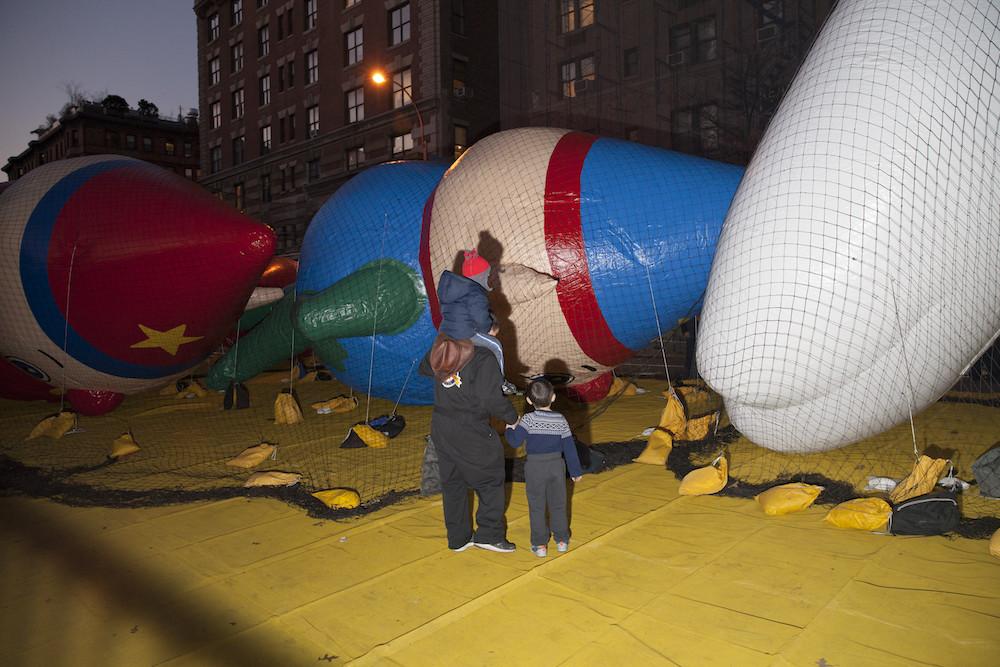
697;0;1000;452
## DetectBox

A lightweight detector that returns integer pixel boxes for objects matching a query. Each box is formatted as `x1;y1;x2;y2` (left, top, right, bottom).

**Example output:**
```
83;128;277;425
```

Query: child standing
437;248;517;395
505;378;583;557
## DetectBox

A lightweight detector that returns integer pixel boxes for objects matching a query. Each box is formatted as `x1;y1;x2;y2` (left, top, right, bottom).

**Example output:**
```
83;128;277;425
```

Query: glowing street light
371;70;427;160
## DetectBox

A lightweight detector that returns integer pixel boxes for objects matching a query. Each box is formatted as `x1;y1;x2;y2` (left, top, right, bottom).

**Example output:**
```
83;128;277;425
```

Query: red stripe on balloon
418;187;442;328
544;132;632;367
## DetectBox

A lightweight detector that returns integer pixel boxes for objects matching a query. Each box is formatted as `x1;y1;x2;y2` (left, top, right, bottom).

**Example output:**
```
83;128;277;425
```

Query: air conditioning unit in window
757;24;779;42
454;86;474;98
668;51;686;67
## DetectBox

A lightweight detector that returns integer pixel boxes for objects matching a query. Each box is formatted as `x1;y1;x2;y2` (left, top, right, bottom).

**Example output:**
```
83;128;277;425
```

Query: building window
626;127;640;142
105;131;120;148
258;24;270;57
452;0;465;34
260;125;272;154
208;13;220;41
391;131;413;156
287;57;296;86
346;145;364;170
670;17;717;66
453;58;467;95
389;3;410;45
165;140;176;156
560;0;595;34
126;134;137;149
257;0;268;8
454;124;468;159
560;55;595;97
234;182;245;210
344;27;363;66
306;49;319;83
277;64;285;91
345;0;360;7
623;47;638;78
211;100;222;128
259;74;271;105
285;9;294;36
209;57;221;85
288;112;296;141
307;158;320;182
184;167;195;179
307;105;320;136
231;42;244;73
305;0;317;29
345;87;364;123
672;103;718;153
392;68;412;108
231;0;243;26
261;173;272;202
761;0;783;26
232;135;246;165
210;146;223;173
184;141;193;157
142;136;153;152
232;88;245;118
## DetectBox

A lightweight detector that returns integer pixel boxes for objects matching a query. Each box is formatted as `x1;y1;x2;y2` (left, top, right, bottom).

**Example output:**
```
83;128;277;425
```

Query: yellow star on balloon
130;324;203;356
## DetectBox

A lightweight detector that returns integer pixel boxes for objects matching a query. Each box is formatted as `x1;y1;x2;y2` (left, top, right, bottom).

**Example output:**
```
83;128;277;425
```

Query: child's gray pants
524;452;569;546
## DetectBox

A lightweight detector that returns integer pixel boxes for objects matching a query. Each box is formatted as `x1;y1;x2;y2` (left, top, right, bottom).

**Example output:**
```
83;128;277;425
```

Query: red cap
462;249;490;278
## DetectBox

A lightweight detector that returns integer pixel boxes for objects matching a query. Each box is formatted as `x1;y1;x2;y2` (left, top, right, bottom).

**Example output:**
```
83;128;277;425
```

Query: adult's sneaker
474;539;516;553
449;540;475;552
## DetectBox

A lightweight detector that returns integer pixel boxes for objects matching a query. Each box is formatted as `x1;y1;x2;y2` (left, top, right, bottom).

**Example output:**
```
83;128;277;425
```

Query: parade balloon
0;155;275;415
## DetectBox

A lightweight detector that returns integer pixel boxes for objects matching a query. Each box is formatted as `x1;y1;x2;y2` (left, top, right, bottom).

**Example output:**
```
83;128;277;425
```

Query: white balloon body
697;0;1000;452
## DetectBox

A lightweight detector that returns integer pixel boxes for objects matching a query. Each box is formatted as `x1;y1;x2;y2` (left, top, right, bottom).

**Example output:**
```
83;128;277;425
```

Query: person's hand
505;421;517;429
571;476;582;482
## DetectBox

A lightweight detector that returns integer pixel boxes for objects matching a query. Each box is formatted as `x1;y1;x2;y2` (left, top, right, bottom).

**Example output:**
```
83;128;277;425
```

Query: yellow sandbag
174;381;207;399
227;443;276;468
824;498;891;531
311;395;358;414
313;488;361;509
683;412;718;441
675;385;709;403
678;455;728;496
109;432;140;459
351;424;390;449
609;376;638;396
755;482;824;516
991;529;1000;559
634;428;672;465
244;471;301;487
274;392;303;425
159;383;179;396
26;411;77;440
658;389;687;435
889;455;949;504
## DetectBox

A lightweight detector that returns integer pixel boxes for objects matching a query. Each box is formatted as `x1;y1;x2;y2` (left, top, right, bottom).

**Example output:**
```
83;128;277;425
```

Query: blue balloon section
298;160;449;405
580;138;744;350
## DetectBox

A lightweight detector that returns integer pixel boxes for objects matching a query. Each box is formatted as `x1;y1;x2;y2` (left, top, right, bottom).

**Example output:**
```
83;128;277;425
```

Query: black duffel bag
888;491;960;536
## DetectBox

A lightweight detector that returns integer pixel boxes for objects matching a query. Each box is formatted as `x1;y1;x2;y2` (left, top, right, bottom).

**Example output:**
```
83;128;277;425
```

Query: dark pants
524;452;569;546
432;414;507;548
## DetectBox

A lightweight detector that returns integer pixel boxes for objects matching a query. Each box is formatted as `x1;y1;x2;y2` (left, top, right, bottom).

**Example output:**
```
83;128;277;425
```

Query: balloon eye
5;356;51;383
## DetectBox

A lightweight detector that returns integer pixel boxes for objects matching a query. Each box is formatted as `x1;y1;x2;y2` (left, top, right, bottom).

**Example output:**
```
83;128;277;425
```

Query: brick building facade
3;102;200;182
194;0;498;254
498;0;835;164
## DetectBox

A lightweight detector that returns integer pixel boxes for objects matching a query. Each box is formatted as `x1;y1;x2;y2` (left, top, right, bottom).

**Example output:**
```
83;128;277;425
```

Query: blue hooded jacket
437;270;492;340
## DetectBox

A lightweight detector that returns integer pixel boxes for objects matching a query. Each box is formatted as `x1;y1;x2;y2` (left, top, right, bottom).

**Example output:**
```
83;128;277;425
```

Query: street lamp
371;70;427;160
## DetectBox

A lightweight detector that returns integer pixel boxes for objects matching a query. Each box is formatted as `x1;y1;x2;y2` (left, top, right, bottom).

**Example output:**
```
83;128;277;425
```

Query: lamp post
371;70;427;160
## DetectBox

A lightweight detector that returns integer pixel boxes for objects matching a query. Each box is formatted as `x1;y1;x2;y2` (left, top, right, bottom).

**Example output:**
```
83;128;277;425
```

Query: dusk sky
0;1;198;181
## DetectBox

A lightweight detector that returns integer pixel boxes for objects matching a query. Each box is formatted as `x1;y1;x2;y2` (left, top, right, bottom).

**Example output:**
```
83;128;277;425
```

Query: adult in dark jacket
420;340;519;552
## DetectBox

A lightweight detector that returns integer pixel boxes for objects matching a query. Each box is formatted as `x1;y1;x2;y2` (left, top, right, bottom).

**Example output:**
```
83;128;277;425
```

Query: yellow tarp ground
2;463;997;666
